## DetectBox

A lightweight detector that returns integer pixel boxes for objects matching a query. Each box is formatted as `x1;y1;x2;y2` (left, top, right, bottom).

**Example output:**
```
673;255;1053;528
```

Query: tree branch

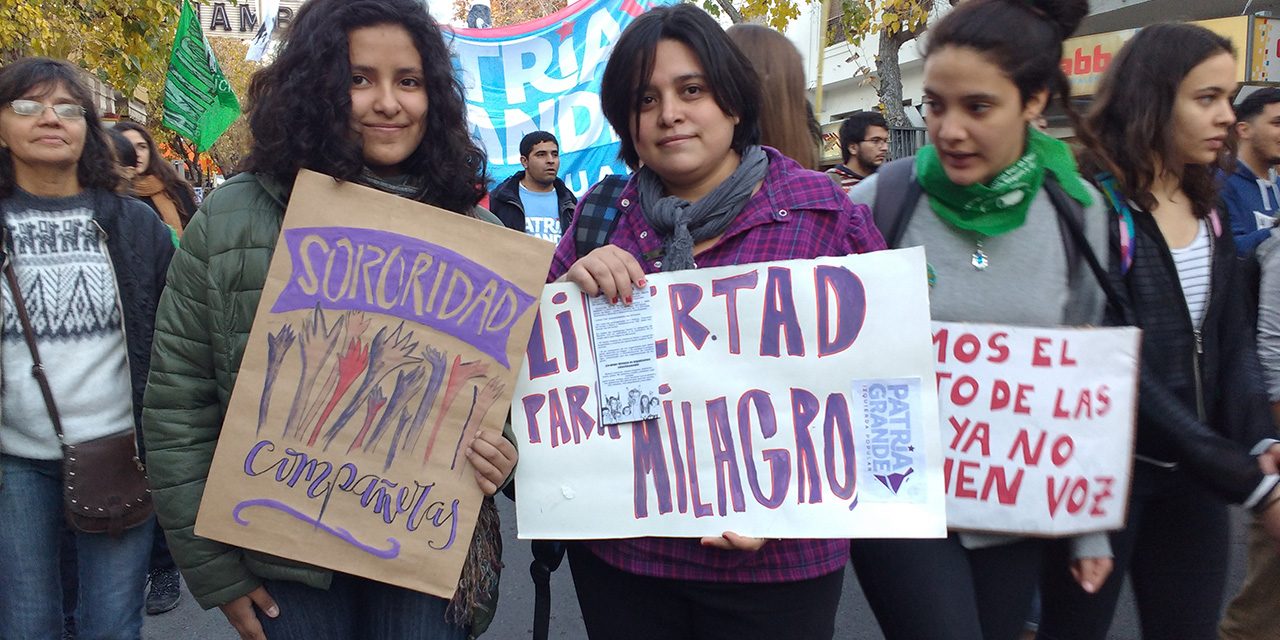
711;0;746;24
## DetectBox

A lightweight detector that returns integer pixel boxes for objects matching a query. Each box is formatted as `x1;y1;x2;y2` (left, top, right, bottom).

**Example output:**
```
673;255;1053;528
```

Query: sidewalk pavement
144;502;1251;639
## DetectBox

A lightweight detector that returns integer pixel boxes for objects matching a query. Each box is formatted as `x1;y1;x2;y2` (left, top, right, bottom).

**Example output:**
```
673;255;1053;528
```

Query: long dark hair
106;128;137;168
113;120;197;216
242;0;486;213
1082;23;1234;217
599;4;761;170
0;57;123;199
925;0;1091;150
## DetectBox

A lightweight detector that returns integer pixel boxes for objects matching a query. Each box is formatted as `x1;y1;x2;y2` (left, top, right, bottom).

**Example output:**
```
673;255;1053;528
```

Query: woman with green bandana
847;0;1113;638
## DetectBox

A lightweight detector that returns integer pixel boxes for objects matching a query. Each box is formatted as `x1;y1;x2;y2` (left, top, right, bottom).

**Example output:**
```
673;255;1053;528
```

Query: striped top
1170;220;1212;328
825;164;866;193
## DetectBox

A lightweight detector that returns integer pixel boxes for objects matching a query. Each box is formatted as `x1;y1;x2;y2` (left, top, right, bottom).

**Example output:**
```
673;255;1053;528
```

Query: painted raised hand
422;356;490;464
283;305;346;440
257;324;295;435
452;377;506;471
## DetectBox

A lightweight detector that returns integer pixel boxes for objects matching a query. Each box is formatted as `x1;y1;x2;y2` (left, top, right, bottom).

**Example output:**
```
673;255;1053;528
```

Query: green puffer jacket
141;172;506;636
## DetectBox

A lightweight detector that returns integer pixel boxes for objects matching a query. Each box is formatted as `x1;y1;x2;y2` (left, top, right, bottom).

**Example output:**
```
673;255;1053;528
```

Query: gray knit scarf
636;145;769;271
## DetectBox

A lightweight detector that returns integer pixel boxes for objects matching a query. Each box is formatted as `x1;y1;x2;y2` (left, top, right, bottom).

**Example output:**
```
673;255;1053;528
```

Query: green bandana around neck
915;127;1094;237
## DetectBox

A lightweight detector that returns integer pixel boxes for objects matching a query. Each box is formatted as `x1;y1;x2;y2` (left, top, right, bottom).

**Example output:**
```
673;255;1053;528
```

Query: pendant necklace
971;235;990;271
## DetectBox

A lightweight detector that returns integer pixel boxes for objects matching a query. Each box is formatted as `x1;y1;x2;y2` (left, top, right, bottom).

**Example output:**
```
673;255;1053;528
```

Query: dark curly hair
1081;23;1234;218
0;57;125;199
112;120;197;221
242;0;486;213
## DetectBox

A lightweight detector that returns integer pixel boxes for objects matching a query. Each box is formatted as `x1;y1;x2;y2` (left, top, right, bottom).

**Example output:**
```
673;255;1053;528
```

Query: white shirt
1169;220;1212;329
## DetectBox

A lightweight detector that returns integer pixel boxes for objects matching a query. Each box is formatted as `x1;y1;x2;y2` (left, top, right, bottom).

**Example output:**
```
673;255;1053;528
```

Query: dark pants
1038;464;1229;640
849;534;1044;640
567;544;844;640
148;521;176;573
257;573;466;640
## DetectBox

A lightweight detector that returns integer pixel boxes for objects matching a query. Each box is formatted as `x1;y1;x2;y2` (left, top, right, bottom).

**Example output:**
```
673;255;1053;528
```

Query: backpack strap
572;174;631;259
1095;174;1137;275
1046;177;1126;315
1044;177;1083;288
871;158;923;248
530;540;566;640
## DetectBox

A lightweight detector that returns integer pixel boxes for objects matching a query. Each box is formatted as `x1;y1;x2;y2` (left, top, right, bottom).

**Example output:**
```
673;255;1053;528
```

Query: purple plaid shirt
546;147;886;583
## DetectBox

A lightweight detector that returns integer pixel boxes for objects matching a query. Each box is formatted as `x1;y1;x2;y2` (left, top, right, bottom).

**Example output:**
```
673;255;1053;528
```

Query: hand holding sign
1071;556;1113;594
219;586;279;640
467;427;518;496
563;244;647;302
700;531;769;552
1257;443;1280;474
515;249;948;541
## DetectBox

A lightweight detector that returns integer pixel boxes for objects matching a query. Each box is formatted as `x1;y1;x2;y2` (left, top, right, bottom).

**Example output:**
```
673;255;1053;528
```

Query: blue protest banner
450;0;678;195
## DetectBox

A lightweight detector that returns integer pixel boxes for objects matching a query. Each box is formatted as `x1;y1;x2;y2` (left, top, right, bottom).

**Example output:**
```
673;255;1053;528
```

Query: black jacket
488;171;576;237
1110;203;1274;506
85;191;174;435
103;192;175;435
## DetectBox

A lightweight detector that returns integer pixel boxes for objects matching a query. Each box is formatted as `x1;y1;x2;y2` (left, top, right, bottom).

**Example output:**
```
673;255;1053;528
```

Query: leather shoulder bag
2;256;152;537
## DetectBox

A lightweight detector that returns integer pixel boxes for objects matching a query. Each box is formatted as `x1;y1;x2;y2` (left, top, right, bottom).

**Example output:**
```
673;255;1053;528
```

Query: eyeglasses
7;100;86;121
862;137;890;147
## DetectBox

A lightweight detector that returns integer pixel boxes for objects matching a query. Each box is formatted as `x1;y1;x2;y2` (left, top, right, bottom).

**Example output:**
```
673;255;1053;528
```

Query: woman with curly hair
140;1;514;639
112;121;197;235
0;57;174;640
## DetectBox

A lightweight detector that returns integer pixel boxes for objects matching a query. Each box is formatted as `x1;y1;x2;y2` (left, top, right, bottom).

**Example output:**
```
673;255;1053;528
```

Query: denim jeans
0;454;152;640
259;572;467;640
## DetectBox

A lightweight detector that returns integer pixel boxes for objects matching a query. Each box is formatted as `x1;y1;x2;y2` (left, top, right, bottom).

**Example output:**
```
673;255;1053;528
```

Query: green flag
163;1;240;152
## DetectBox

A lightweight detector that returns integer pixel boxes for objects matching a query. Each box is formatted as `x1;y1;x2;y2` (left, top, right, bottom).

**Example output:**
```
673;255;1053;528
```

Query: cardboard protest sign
513;248;947;540
195;170;554;598
935;322;1140;536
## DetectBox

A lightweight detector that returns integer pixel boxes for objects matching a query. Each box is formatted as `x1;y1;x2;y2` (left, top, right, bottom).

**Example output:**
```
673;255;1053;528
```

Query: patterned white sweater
0;190;134;459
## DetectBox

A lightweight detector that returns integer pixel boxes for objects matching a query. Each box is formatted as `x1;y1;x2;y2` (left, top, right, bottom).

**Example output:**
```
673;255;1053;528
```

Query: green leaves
0;0;180;96
841;0;933;47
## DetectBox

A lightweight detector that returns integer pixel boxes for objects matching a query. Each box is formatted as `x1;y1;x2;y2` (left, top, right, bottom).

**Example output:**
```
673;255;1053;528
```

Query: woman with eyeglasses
0;57;175;640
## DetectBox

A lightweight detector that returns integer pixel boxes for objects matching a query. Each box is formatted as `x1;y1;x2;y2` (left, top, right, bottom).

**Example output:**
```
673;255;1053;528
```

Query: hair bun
1028;0;1089;39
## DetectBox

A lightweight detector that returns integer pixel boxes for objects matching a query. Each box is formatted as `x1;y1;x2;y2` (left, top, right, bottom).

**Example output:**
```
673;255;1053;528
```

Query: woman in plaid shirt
544;4;884;639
